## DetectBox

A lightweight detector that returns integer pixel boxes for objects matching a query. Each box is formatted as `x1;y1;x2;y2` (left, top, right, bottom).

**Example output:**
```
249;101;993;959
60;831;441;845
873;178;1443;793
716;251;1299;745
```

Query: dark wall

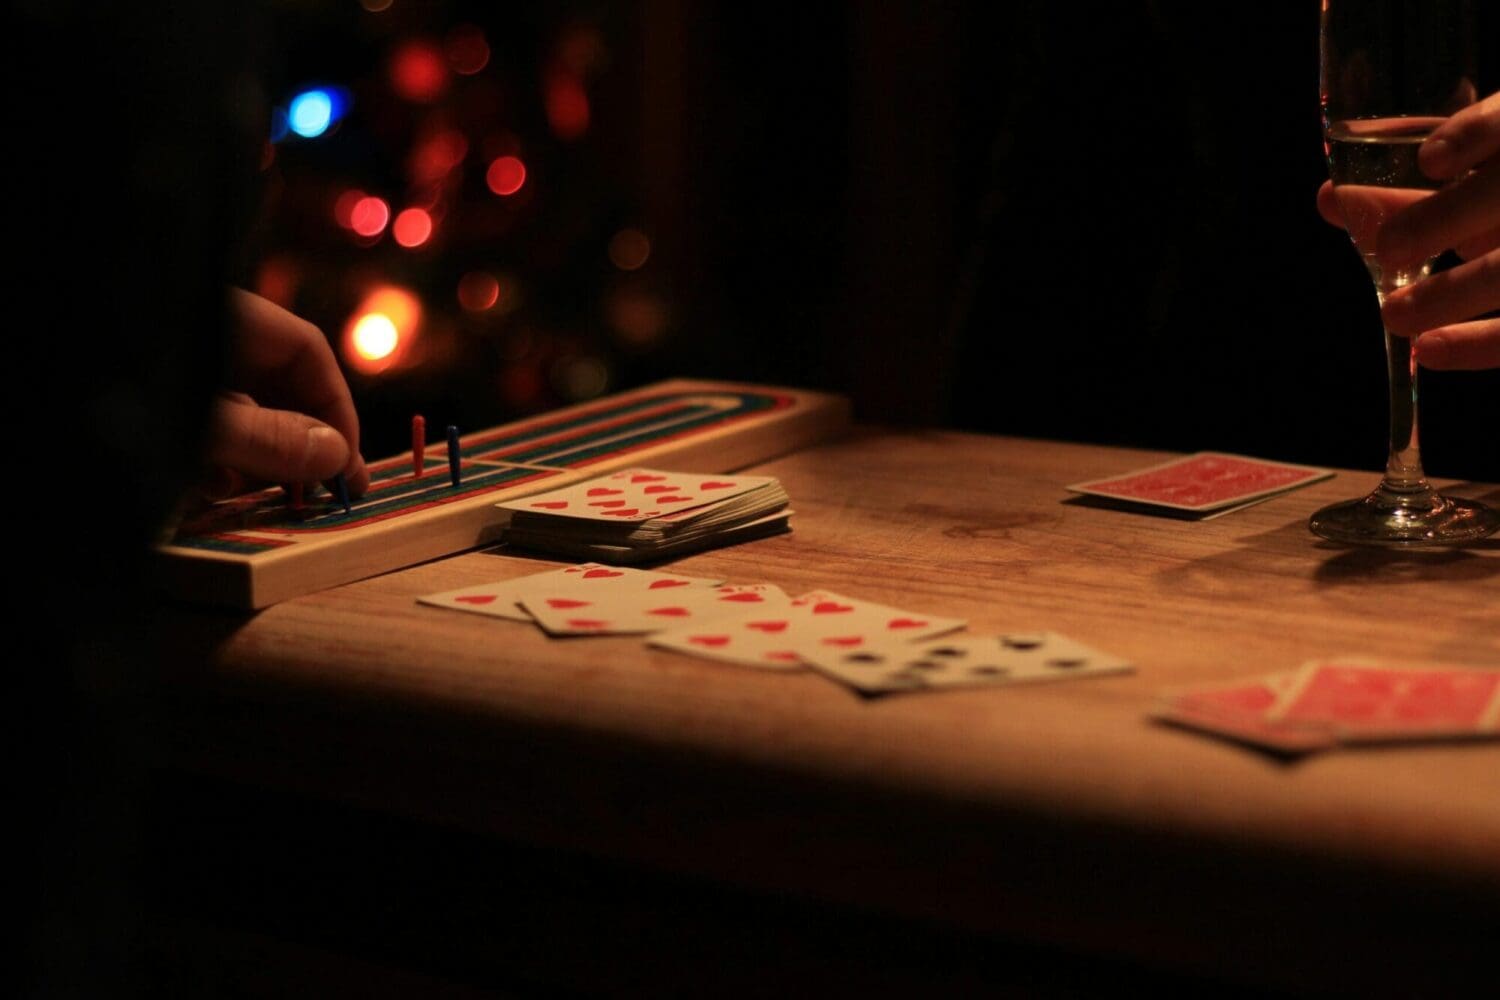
662;2;1498;482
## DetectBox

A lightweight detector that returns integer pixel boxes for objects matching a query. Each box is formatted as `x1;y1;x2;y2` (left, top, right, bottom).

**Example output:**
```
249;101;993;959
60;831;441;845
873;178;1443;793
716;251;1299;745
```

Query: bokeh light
554;355;609;400
409;128;468;184
392;207;433;248
352;313;398;361
457;271;500;312
288;90;334;137
343;285;422;375
445;25;490;75
255;256;299;310
545;73;590;140
349;196;391;238
333;189;367;229
607;229;651;271
486;156;527;196
390;40;450;102
605;286;669;348
501;362;544;408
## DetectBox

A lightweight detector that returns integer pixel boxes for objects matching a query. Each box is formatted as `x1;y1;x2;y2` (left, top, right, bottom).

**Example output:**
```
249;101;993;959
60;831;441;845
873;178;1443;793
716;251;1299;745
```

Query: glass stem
1372;263;1432;497
1381;326;1426;493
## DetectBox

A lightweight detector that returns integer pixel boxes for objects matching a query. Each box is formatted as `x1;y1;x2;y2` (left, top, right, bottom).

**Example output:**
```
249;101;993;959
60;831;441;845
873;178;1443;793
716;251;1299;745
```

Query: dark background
245;0;1496;481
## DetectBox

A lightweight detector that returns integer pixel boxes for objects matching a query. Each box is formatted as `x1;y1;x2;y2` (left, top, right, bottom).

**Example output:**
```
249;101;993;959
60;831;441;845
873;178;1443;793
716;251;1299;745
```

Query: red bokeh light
409;129;468;184
545;73;590;140
333;189;367;229
486;156;527;196
389;40;450;103
445;25;490;75
393;208;434;248
458;271;501;312
349;196;391;238
607;229;651;271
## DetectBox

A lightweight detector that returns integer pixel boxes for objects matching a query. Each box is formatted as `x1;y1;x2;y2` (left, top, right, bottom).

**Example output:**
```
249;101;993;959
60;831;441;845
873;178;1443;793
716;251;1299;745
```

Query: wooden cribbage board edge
156;379;849;608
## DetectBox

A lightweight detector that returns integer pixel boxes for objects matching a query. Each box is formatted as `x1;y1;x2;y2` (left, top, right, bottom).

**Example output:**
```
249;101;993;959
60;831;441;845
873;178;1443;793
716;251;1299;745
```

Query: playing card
1268;658;1500;743
497;468;776;523
503;510;793;565
417;563;724;621
803;631;1133;695
1067;452;1333;513
520;583;790;636
1150;673;1338;754
649;589;967;671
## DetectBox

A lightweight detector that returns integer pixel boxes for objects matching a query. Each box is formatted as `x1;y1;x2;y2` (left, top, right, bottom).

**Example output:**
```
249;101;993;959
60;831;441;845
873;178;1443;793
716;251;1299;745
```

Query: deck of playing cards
1067;452;1333;519
1152;658;1500;755
496;468;792;564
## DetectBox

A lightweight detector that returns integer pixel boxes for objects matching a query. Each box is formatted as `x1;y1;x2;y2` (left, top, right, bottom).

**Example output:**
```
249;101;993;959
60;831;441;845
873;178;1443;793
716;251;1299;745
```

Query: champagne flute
1312;0;1498;545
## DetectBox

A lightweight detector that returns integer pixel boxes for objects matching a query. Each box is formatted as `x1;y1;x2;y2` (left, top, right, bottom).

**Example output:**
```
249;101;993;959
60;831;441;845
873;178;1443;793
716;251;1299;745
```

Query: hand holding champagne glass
1312;0;1498;545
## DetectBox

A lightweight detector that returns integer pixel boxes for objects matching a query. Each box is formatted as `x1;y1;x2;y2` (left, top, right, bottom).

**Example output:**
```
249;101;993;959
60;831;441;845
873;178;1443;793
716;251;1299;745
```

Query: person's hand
203;289;369;499
1317;91;1500;370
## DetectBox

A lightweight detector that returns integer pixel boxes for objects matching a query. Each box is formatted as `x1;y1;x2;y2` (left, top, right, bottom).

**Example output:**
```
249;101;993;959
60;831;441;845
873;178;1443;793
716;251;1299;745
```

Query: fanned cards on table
1067;452;1333;520
496;468;791;563
419;566;1138;697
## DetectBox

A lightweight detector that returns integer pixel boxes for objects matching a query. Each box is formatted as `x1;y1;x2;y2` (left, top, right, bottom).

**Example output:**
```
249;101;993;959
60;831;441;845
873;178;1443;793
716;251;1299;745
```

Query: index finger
227;289;369;495
1420;91;1500;180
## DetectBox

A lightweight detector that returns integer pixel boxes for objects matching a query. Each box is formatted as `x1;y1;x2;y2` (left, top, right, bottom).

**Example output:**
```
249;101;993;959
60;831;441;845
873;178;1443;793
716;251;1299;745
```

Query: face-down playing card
1267;658;1500;742
1067;452;1332;513
1150;673;1338;753
520;583;790;636
417;563;725;621
649;590;967;670
802;631;1133;695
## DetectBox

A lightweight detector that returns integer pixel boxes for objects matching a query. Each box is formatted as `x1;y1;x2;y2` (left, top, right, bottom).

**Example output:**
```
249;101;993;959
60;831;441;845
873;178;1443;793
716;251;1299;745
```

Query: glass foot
1309;487;1500;547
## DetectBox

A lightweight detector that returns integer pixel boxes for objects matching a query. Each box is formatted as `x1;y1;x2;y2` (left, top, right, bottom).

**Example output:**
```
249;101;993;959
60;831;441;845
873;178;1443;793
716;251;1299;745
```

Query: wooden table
151;430;1500;995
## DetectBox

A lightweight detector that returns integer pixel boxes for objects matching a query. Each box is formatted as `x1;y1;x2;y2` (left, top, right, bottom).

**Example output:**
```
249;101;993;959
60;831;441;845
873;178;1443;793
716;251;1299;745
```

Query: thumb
208;395;352;485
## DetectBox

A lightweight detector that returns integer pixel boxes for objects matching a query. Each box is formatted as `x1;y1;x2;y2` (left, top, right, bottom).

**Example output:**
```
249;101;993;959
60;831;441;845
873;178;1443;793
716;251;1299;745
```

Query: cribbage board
158;380;849;608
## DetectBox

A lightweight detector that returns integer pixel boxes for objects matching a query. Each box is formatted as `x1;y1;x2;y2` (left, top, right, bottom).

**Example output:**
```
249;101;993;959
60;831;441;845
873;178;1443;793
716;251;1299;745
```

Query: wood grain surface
154;429;1500;993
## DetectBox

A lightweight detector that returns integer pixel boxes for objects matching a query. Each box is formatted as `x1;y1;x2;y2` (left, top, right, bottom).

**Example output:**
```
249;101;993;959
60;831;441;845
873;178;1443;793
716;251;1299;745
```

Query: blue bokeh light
288;90;334;138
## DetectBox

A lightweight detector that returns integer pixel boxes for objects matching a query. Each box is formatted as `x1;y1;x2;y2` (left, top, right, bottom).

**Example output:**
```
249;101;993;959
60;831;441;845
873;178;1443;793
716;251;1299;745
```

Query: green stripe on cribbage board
456;394;712;459
171;533;290;555
264;464;558;532
530;393;780;468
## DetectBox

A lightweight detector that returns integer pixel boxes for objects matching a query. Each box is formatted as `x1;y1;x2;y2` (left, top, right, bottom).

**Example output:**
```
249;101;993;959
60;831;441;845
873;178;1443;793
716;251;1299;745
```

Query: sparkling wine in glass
1311;0;1498;545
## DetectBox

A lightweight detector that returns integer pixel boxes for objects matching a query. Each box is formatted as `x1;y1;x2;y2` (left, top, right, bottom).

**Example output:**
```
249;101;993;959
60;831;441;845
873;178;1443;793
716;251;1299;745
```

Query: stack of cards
497;469;792;563
419;565;1137;698
1152;658;1500;755
1067;452;1333;520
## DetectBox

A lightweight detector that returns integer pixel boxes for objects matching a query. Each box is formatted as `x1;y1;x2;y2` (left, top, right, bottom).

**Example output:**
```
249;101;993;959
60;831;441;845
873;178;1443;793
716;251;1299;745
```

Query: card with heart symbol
648;589;967;671
520;583;791;636
496;467;792;562
417;563;725;622
497;469;778;524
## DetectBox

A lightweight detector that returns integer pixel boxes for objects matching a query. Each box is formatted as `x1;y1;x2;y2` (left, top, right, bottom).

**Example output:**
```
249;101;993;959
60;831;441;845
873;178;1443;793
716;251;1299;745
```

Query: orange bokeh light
342;285;422;375
486;156;527;196
607;229;651;271
393;208;433;248
349;196;390;238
